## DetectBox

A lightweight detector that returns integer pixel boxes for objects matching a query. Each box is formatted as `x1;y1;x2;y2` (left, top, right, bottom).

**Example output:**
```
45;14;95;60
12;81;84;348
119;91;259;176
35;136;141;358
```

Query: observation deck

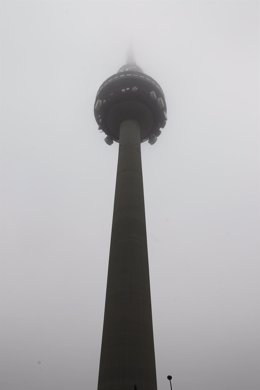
94;60;167;144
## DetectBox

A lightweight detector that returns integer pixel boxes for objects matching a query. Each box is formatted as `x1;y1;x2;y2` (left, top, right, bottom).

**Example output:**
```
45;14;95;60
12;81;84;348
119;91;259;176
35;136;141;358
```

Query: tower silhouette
94;53;167;390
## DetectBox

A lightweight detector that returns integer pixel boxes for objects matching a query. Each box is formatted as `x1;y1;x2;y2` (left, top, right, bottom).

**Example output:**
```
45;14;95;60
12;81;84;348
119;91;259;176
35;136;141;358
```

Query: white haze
0;1;259;389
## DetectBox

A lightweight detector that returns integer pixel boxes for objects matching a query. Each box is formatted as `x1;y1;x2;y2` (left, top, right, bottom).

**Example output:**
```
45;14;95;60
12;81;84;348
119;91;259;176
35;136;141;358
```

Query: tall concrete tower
94;53;167;390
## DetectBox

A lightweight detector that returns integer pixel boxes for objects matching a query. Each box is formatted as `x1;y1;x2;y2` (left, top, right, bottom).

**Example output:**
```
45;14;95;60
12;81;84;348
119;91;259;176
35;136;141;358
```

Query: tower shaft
98;120;157;390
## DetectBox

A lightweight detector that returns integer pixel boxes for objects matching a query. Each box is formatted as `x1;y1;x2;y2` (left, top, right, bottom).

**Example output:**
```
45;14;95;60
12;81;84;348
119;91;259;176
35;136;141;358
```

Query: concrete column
97;120;157;390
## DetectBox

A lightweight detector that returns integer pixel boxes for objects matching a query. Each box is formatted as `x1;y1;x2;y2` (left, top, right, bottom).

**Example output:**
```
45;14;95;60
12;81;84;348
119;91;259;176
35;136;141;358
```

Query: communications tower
94;52;167;390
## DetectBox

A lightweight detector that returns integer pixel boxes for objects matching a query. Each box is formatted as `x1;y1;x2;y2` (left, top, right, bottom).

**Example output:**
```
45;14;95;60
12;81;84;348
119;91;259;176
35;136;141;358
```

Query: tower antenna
127;44;135;64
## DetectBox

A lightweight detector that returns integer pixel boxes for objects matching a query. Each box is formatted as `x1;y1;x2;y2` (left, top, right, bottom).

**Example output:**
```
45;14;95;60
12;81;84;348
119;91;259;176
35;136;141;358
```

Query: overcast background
1;1;259;389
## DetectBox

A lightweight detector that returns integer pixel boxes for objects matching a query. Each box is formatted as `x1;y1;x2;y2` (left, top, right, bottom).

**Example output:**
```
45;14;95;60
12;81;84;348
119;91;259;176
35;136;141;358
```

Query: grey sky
1;0;259;389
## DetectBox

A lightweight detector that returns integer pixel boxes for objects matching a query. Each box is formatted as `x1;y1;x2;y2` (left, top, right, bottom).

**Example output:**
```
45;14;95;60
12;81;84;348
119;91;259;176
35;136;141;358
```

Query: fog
1;1;259;389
